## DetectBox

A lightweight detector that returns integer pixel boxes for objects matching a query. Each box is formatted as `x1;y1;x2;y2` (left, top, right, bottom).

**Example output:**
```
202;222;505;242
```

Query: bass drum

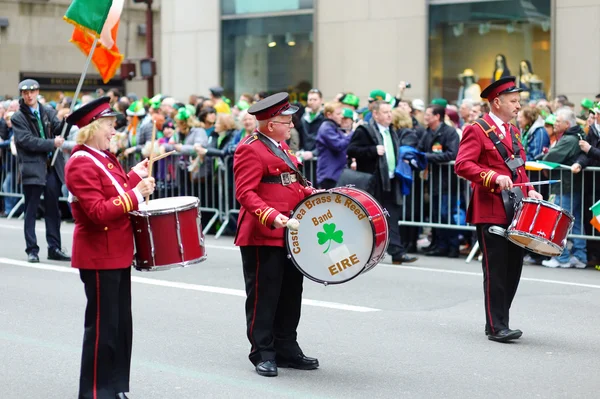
285;187;389;285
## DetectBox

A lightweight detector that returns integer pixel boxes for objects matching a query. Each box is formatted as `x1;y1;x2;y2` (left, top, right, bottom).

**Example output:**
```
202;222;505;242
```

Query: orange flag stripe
70;22;123;83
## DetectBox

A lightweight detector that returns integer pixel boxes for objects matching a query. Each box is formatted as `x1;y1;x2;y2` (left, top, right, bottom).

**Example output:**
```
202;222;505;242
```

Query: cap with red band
248;92;299;121
66;96;121;128
480;76;523;101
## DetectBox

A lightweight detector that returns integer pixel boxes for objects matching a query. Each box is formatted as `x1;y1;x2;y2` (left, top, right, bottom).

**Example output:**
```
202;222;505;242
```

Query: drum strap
68;151;126;203
474;118;523;180
255;133;310;187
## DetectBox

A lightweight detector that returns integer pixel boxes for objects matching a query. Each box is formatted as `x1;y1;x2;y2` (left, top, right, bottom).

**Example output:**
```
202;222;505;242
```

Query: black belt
261;172;298;186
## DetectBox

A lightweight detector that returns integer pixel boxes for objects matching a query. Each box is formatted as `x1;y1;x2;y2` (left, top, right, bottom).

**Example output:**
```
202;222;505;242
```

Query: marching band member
455;77;543;343
234;92;318;377
64;97;155;399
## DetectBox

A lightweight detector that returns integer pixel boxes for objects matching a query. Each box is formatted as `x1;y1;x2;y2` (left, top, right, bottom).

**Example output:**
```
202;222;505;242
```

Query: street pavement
1;217;600;398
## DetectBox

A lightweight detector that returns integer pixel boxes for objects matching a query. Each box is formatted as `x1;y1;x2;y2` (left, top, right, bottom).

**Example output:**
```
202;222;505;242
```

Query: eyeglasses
271;120;293;126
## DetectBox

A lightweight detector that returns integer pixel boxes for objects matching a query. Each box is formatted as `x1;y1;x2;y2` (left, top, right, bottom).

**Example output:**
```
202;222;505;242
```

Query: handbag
336;167;374;192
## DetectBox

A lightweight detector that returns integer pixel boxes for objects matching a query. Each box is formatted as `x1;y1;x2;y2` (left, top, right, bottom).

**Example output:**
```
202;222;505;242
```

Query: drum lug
382;208;390;217
175;211;185;262
146;215;156;267
286;254;291;259
488;225;507;237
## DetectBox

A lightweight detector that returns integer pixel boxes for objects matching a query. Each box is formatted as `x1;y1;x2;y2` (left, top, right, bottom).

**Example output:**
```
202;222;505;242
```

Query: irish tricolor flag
591;200;600;233
64;0;124;83
525;161;564;171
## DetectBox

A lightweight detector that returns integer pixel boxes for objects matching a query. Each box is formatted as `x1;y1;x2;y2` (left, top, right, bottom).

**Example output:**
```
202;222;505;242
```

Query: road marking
2;223;599;290
0;258;380;313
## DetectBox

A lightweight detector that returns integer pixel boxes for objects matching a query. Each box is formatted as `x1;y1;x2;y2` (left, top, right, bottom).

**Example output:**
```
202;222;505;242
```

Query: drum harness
67;150;126;203
255;133;310;187
473;118;525;221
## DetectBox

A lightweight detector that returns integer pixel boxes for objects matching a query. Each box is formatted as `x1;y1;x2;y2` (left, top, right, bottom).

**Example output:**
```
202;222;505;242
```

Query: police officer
11;79;70;263
234;92;319;377
455;77;543;343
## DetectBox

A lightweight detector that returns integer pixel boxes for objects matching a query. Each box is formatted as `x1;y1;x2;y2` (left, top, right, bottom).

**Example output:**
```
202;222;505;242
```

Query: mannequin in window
492;54;511;82
528;75;546;102
518;60;534;91
457;68;482;103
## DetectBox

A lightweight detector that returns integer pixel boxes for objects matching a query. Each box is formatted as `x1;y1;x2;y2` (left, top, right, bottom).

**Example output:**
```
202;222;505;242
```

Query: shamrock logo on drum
317;223;344;253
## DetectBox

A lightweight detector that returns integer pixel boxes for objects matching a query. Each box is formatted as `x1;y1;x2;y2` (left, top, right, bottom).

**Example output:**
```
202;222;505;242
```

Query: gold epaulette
241;134;258;145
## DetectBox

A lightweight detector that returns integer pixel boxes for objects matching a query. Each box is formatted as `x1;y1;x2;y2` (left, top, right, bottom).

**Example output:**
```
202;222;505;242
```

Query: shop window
221;15;313;103
429;0;551;104
221;0;314;15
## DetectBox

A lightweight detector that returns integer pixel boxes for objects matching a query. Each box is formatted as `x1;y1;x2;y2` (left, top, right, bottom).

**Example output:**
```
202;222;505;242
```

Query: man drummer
455;76;543;343
234;92;318;376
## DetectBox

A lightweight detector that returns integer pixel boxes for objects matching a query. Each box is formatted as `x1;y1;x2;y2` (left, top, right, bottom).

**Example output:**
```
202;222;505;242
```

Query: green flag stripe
64;0;113;36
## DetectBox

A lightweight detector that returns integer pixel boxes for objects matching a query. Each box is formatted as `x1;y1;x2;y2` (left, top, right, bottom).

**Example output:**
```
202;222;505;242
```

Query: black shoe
422;244;437;253
392;254;418;264
276;353;319;370
116;394;129;399
48;248;71;261
426;248;449;257
405;244;417;254
27;253;39;263
255;360;278;377
487;328;522;343
447;248;460;258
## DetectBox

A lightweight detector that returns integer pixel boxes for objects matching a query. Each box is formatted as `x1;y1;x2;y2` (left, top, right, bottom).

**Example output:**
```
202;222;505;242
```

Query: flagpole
51;36;99;167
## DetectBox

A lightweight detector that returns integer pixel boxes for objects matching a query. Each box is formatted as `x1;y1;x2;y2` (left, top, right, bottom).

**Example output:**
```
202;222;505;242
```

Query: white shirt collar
257;130;281;147
376;122;389;133
84;144;108;158
488;112;508;134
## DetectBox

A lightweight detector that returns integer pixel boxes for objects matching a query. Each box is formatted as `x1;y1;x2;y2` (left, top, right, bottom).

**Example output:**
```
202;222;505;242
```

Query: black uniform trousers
477;224;524;334
79;268;132;399
380;180;406;258
23;167;62;255
240;246;304;365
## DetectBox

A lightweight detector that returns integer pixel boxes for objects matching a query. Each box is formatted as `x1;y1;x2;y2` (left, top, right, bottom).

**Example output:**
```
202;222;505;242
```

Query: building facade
162;0;600;109
0;0;158;101
1;1;598;108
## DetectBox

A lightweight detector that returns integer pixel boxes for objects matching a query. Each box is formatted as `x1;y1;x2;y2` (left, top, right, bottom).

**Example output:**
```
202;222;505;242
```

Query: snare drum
506;198;574;256
285;187;389;284
130;196;206;271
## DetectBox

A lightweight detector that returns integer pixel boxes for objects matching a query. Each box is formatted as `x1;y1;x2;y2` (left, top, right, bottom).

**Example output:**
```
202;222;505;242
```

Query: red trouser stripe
93;271;100;399
249;248;260;348
480;233;495;335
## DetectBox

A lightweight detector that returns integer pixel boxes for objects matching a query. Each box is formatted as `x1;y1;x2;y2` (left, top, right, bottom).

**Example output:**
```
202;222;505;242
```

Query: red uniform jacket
65;145;143;269
234;133;313;247
455;114;533;225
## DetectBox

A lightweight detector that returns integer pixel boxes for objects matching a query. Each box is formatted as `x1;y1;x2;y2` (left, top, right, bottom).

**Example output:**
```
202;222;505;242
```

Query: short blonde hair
323;102;342;117
76;117;116;145
392;108;413;130
216;113;237;131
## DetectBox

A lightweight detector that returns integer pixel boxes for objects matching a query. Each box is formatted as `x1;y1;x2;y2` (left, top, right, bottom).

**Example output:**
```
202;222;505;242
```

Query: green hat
175;106;192;121
544;114;556;125
149;94;162;110
431;98;448;108
341;94;360;108
581;98;594;109
236;100;250;111
369;90;387;102
126;100;146;116
342;108;354;119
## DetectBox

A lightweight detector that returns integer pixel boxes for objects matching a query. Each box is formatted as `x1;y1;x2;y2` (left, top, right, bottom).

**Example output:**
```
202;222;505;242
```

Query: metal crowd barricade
0;145;25;219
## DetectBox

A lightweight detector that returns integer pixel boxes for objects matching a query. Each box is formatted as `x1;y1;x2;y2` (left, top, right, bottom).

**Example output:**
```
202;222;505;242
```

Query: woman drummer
64;96;155;399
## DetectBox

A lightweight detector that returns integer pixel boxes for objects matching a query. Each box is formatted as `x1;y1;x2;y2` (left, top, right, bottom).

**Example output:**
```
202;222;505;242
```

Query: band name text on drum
290;230;302;254
312;209;333;226
328;254;360;276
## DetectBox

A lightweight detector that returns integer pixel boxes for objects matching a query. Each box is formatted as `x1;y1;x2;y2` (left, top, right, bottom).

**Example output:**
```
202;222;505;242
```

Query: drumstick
150;150;176;163
513;180;561;187
146;121;157;205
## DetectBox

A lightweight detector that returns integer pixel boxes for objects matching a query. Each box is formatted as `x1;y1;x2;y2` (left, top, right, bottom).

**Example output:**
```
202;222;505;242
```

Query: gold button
124;183;128;187
104;227;108;231
491;189;495;193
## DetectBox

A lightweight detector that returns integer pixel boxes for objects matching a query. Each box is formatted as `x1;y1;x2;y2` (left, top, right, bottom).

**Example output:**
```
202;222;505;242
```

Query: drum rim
130;196;200;216
285;189;377;285
133;253;207;271
520;198;575;221
506;230;562;256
